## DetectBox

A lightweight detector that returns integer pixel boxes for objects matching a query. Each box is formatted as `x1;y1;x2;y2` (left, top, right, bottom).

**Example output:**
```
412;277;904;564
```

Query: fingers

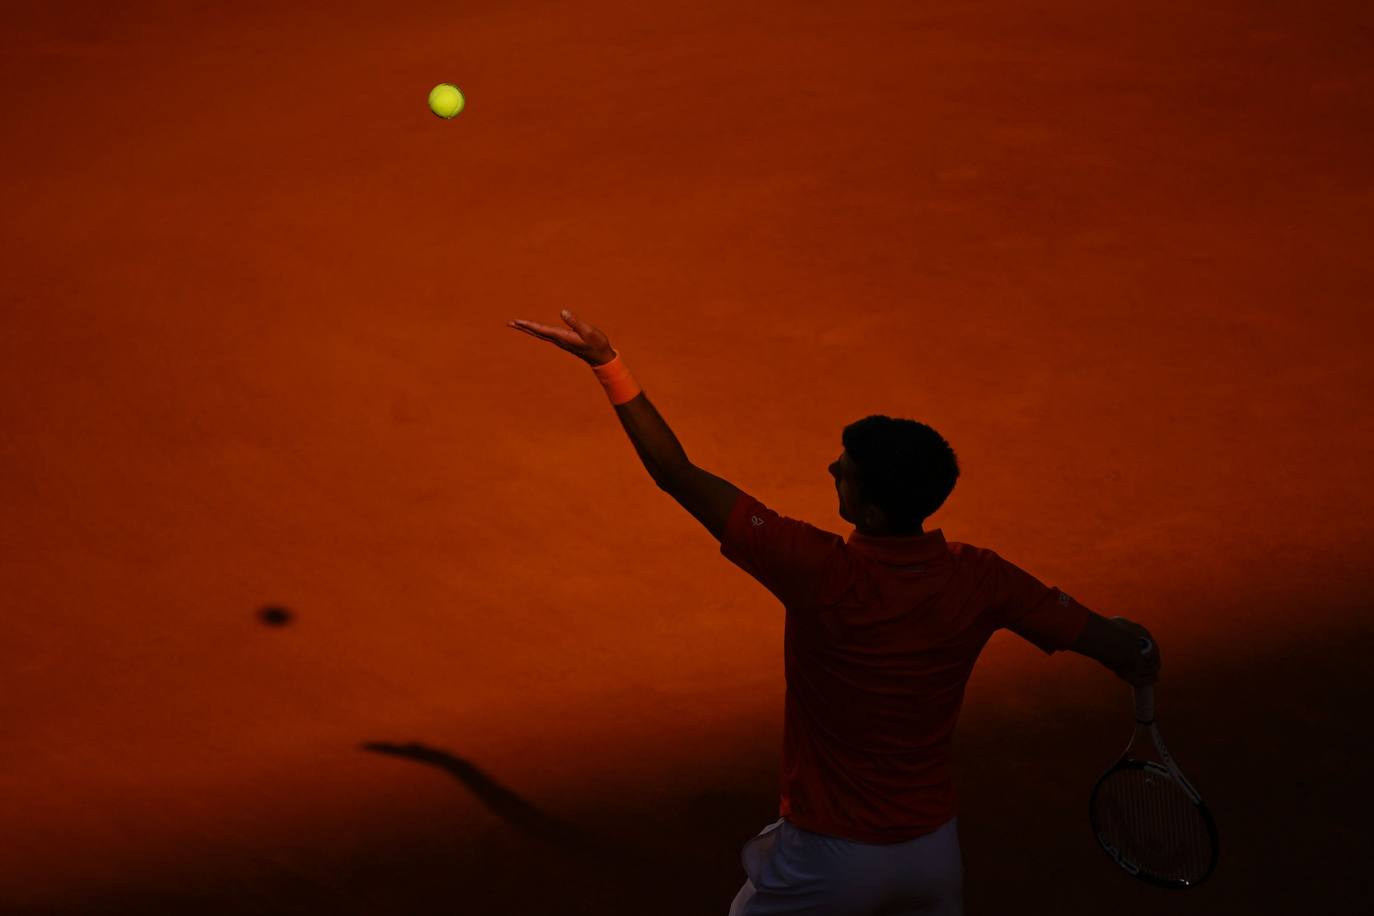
1114;640;1161;687
510;319;579;341
509;317;607;359
1122;654;1161;687
508;314;611;365
509;321;574;346
1120;669;1158;688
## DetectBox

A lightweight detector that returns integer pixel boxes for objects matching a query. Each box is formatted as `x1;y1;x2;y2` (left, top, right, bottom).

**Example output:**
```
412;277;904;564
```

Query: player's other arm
1069;612;1161;687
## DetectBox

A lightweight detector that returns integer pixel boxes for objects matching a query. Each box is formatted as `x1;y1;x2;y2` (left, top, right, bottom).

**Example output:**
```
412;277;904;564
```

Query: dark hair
842;415;959;531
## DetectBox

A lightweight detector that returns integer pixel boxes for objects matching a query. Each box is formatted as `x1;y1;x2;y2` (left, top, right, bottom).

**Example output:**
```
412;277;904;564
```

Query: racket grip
1133;685;1155;723
1133;636;1155;723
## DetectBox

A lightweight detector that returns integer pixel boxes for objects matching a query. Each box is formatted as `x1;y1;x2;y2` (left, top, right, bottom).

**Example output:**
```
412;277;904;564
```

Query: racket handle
1133;636;1155;723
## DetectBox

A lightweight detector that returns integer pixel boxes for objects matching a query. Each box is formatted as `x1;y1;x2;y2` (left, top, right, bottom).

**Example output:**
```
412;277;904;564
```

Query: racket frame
1088;636;1220;888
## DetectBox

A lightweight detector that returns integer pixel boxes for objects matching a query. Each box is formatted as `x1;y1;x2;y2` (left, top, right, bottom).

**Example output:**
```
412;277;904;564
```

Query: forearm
611;390;691;485
1069;611;1144;672
591;351;690;485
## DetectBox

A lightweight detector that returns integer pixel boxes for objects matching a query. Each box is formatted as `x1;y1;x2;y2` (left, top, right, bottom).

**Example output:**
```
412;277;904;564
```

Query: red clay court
2;2;1370;913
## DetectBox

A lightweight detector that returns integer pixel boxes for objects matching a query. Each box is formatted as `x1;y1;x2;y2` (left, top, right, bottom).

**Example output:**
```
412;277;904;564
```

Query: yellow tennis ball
428;83;465;119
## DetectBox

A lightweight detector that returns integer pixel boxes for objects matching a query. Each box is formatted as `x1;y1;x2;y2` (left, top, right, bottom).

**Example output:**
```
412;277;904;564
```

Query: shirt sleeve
718;492;852;610
985;549;1093;655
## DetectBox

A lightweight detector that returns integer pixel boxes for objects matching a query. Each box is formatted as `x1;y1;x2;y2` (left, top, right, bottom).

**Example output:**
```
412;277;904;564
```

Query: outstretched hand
507;309;615;366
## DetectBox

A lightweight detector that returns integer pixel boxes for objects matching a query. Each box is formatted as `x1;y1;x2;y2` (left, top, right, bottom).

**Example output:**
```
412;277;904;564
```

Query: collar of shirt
844;528;949;571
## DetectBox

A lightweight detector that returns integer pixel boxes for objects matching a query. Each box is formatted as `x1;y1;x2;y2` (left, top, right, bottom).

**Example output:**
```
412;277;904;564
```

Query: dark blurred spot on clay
259;606;293;626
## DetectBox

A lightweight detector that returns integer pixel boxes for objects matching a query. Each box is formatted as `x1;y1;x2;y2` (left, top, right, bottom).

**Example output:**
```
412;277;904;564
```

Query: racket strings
1095;767;1214;884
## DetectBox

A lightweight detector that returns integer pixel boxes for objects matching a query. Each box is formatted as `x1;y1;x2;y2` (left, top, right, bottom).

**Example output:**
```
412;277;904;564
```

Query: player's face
831;451;871;527
829;453;846;511
831;450;920;537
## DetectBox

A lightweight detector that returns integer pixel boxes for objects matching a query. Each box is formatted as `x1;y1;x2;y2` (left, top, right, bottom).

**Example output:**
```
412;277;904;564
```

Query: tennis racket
1088;635;1219;888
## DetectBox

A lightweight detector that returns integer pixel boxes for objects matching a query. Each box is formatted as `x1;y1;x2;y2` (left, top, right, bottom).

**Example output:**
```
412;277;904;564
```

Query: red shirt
720;491;1093;844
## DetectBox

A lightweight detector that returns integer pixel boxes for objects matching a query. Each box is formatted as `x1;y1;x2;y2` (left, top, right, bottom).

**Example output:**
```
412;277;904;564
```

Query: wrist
591;349;641;404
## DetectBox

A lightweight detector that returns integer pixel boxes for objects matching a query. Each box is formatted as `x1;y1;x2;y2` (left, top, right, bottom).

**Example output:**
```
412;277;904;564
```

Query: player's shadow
357;742;628;860
353;739;769;913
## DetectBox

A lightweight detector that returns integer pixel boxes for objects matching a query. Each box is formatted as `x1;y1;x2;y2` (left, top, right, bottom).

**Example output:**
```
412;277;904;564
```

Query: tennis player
508;311;1162;916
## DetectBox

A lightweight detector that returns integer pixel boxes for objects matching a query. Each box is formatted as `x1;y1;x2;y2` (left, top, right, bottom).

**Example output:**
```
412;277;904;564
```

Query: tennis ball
428;83;466;119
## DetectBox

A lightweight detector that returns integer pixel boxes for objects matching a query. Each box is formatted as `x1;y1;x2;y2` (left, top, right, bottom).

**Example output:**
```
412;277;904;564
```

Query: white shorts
728;815;964;916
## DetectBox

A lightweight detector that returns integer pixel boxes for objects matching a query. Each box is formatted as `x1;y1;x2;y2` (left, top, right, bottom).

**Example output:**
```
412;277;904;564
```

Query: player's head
832;415;959;537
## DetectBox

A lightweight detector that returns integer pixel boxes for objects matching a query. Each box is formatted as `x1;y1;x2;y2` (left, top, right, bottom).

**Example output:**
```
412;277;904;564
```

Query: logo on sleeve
750;514;765;527
1058;592;1072;606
